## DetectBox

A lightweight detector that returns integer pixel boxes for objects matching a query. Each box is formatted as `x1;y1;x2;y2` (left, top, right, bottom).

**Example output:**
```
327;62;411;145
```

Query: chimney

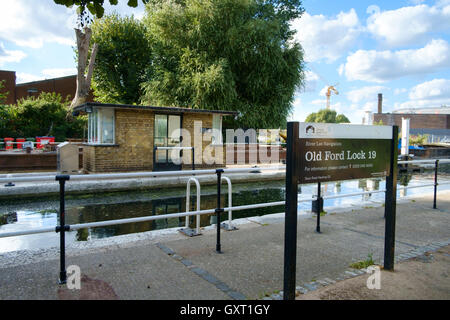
377;93;383;113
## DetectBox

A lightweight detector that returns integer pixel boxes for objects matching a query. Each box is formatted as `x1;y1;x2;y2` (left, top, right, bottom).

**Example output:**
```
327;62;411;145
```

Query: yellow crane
326;85;339;109
307;65;340;110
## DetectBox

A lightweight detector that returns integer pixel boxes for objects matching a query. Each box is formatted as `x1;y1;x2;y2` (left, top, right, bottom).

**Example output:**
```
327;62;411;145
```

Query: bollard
56;174;70;284
433;159;439;209
215;169;224;253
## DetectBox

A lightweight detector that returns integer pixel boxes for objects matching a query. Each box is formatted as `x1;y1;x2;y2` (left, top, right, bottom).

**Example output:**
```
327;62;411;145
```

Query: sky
0;0;449;124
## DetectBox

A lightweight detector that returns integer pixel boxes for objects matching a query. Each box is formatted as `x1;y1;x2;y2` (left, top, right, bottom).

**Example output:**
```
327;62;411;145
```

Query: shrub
0;92;86;141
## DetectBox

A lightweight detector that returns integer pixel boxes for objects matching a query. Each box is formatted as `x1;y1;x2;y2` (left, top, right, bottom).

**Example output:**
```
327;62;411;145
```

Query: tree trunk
70;27;98;111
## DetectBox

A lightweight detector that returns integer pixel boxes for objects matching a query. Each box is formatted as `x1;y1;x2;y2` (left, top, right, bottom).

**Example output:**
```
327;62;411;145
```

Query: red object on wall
36;136;55;149
4;138;14;150
16;138;25;149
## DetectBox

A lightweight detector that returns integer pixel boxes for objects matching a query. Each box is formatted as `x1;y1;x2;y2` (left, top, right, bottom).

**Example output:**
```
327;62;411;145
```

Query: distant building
0;70;16;104
0;69;94;104
370;93;450;143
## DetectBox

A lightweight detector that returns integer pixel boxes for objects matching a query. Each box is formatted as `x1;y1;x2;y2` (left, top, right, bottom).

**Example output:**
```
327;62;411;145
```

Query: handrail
1;158;448;184
220;176;236;231
3;178;450;240
183;177;201;236
0;166;286;184
398;159;450;164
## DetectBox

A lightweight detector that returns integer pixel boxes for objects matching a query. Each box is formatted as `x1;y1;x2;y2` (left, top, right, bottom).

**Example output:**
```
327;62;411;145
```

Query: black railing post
215;168;224;253
56;174;70;284
192;147;195;171
316;182;321;233
283;122;299;300
433;159;439;209
384;125;398;271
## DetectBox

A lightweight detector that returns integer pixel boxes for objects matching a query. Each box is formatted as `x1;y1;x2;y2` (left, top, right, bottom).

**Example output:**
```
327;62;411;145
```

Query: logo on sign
304;125;329;137
305;125;315;134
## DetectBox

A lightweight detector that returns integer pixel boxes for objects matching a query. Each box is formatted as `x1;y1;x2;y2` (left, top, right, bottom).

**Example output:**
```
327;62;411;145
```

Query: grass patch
349;253;375;269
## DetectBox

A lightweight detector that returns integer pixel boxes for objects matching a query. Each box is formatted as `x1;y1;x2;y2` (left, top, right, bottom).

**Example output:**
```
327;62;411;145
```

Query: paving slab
0;241;230;300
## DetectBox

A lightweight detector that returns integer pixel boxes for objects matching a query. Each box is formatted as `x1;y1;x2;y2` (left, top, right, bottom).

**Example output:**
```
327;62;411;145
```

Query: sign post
283;122;397;300
383;125;399;270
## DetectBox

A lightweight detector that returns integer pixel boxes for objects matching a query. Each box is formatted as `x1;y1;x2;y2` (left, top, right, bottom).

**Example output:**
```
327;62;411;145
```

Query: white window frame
87;108;115;145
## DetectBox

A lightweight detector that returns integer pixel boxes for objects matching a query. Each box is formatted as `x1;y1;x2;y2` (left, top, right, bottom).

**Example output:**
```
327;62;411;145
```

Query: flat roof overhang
72;102;239;117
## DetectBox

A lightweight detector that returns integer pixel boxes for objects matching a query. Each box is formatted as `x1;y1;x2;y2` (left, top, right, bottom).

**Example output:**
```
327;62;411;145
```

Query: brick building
372;94;450;130
0;69;94;104
0;70;16;104
73;102;238;173
374;112;450;130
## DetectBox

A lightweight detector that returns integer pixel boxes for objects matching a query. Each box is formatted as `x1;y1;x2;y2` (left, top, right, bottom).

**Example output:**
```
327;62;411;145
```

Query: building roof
393;106;450;115
73;102;239;116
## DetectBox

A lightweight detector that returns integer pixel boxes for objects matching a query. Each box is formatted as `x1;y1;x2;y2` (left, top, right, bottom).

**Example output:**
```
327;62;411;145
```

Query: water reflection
1;172;449;252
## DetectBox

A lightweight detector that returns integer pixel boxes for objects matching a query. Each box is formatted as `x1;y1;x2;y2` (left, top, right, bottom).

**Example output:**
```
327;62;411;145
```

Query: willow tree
142;0;305;129
53;0;148;110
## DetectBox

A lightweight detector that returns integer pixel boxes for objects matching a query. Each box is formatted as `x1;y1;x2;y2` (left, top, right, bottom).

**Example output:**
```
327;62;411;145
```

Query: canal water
1;170;450;253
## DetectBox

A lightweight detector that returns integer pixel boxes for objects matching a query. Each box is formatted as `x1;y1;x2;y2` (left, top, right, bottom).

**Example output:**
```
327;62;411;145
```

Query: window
154;114;181;165
88;108;115;144
212;114;222;145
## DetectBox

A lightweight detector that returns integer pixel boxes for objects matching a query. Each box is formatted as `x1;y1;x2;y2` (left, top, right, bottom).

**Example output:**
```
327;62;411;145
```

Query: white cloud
0;0;77;49
0;43;26;67
103;2;147;20
366;3;450;47
311;98;327;106
300;70;320;92
394;88;408;95
346;86;387;103
16;72;42;84
292;9;362;62
342;39;450;82
0;0;148;50
15;68;77;84
42;68;77;78
409;78;450;100
395;78;450;109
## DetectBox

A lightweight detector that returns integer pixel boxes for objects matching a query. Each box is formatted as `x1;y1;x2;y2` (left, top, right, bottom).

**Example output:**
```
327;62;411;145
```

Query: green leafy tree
409;134;428;145
305;109;350;123
91;14;152;104
53;0;149;109
0;104;15;138
54;0;147;20
142;0;305;129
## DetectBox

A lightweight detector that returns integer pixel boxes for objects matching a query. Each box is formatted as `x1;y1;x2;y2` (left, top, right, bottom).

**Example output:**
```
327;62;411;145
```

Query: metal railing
0;160;449;284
